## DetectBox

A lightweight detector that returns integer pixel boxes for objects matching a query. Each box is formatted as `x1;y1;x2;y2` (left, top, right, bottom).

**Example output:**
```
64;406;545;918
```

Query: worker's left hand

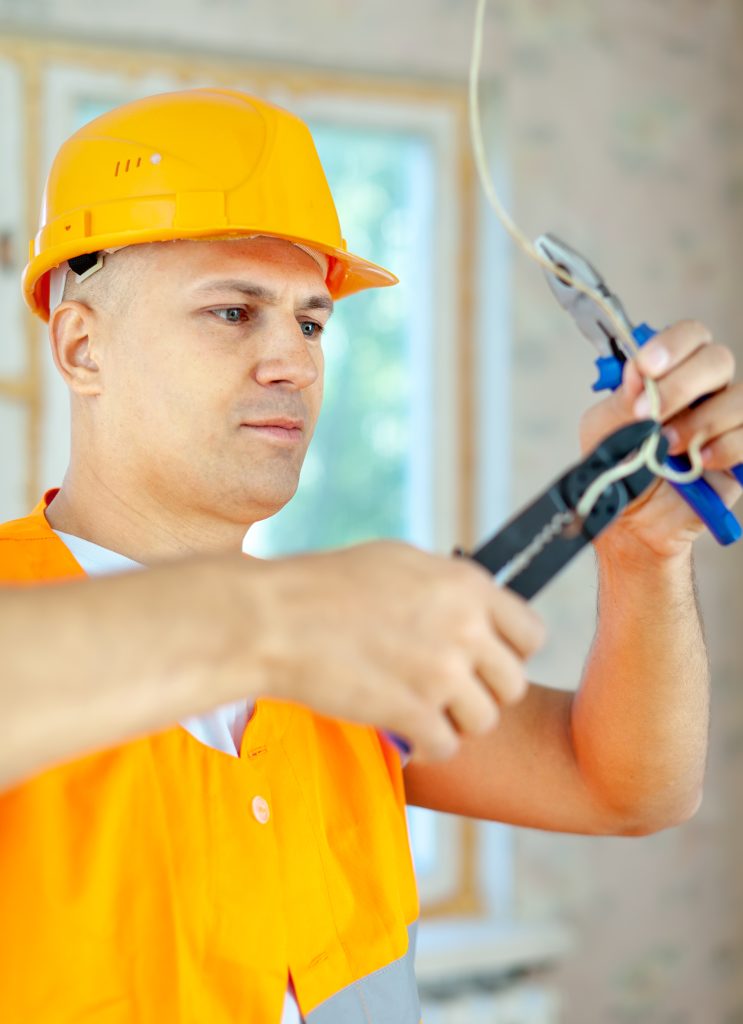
580;319;743;561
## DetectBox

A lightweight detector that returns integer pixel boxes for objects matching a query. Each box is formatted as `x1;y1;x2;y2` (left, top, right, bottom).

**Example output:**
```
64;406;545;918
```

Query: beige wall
498;4;743;1022
1;2;742;1021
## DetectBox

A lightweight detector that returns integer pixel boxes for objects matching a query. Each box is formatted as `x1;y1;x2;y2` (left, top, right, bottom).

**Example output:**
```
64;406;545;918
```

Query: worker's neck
45;464;252;565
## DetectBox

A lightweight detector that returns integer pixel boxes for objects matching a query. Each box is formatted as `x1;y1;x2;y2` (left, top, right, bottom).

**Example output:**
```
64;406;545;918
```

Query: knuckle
496;593;546;651
425;721;460;762
718;432;740;457
474;700;500;734
523;613;546;652
500;666;529;705
711;343;735;378
479;647;522;702
692;416;716;444
662;379;690;416
455;614;486;649
681;318;713;344
447;685;499;737
450;556;490;593
427;652;466;697
398;705;457;763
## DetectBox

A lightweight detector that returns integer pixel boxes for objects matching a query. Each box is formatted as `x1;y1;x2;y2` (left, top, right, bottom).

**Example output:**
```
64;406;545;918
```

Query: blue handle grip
594;323;742;546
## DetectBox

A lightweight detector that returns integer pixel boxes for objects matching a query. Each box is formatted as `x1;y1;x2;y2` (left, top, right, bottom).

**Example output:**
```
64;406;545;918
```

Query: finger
620;359;646;406
475;635;530;706
390;696;462;763
633;344;735;423
701;427;743;474
664;383;743;455
488;588;545;660
444;671;502;737
634;319;713;380
351;657;463;763
699;468;743;509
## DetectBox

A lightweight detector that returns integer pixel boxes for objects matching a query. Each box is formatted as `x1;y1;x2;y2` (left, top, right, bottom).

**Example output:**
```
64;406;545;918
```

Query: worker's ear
48;301;103;396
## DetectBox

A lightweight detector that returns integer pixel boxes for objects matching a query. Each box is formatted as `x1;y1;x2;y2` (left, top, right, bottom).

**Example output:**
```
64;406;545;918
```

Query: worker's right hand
248;541;545;762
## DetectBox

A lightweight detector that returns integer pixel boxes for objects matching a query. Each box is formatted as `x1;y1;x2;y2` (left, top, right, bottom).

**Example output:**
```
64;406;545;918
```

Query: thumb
618;359;646;413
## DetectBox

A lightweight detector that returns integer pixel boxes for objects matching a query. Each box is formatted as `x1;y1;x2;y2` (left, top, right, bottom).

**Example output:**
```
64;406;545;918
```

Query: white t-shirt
54;530;303;1024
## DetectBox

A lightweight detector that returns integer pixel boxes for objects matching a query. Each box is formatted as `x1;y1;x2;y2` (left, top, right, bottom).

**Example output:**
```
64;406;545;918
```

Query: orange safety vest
0;494;421;1023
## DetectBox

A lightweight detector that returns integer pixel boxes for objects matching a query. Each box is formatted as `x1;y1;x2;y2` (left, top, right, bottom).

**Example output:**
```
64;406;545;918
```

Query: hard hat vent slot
114;157;144;177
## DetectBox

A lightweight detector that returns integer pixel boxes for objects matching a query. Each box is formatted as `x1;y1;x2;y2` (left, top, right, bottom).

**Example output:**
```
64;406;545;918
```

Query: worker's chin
236;474;300;523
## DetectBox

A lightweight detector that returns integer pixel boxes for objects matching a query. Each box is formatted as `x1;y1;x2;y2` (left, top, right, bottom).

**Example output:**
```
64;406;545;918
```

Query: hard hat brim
24;229;398;321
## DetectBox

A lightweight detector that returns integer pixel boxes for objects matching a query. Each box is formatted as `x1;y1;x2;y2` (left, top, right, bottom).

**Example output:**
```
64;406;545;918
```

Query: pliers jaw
467;420;667;600
534;233;635;363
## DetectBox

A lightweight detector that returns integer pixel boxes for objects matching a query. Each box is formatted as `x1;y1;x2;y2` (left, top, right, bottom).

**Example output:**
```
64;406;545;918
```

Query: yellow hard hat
23;87;398;321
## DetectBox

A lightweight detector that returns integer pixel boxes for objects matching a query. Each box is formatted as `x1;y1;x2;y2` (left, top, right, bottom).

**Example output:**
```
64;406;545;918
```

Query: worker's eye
299;320;324;340
212;307;249;324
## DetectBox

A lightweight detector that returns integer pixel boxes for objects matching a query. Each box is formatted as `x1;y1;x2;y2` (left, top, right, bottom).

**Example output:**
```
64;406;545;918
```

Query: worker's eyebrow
191;278;334;314
303;293;335;315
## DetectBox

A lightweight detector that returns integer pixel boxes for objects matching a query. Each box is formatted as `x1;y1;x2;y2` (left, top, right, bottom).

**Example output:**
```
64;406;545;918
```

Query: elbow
610;786;704;837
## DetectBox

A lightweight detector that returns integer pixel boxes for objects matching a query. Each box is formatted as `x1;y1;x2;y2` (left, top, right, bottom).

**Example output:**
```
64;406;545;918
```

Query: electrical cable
468;0;706;519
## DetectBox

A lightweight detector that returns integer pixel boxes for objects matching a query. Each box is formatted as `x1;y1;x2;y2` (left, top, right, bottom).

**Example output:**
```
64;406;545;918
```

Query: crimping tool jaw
467;420;666;600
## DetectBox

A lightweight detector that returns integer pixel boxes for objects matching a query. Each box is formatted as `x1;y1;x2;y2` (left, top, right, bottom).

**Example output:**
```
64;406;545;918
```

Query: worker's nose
253;320;321;391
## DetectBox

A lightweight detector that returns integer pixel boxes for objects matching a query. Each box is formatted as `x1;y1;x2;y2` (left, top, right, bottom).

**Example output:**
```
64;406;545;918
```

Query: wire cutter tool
464;419;667;599
534;232;743;546
387;418;666;756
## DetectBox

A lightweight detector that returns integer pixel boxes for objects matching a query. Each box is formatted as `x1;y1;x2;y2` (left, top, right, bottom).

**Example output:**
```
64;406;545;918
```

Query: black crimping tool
462;420;668;600
386;421;667;758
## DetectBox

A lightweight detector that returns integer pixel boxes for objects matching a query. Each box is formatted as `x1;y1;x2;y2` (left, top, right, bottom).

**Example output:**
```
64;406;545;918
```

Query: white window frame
0;57;29;521
0;58;25;380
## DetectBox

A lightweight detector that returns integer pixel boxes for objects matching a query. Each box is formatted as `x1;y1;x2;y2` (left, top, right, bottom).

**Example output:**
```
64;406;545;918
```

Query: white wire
468;0;706;518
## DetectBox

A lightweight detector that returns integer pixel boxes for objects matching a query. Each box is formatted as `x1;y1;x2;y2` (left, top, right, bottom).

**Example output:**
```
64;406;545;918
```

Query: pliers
464;419;667;599
534;232;743;545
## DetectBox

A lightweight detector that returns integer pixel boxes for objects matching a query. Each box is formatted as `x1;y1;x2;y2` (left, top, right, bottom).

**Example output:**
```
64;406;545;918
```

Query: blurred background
1;1;742;1020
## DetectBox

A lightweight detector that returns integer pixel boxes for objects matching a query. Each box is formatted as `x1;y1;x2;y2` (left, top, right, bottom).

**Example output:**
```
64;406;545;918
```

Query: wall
1;1;742;1021
496;4;743;1023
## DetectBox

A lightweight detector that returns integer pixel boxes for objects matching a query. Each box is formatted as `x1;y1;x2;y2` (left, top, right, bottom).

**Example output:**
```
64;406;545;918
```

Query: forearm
572;535;709;833
1;556;272;790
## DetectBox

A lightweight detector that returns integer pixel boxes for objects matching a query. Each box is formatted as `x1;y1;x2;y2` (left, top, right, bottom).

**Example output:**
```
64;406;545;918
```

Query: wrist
595;520;693;574
593;540;700;655
196;553;287;703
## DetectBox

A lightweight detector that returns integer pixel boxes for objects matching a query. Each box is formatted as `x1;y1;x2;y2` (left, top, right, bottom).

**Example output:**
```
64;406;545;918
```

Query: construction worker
1;87;740;1023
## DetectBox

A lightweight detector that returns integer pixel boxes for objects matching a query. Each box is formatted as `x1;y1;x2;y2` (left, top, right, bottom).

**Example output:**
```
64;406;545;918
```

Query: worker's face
86;237;330;528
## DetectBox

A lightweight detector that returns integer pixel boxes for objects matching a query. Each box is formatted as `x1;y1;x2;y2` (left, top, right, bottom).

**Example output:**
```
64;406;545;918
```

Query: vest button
252;795;271;824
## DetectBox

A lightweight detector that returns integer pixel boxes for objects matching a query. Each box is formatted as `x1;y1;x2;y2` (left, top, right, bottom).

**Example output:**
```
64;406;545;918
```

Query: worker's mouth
240;418;305;444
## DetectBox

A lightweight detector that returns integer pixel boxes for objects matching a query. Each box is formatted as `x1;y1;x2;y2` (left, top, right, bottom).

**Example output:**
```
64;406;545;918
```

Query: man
1;87;740;1023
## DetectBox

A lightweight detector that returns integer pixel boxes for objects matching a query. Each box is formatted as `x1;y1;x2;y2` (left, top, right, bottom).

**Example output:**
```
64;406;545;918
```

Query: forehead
145;237;330;294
